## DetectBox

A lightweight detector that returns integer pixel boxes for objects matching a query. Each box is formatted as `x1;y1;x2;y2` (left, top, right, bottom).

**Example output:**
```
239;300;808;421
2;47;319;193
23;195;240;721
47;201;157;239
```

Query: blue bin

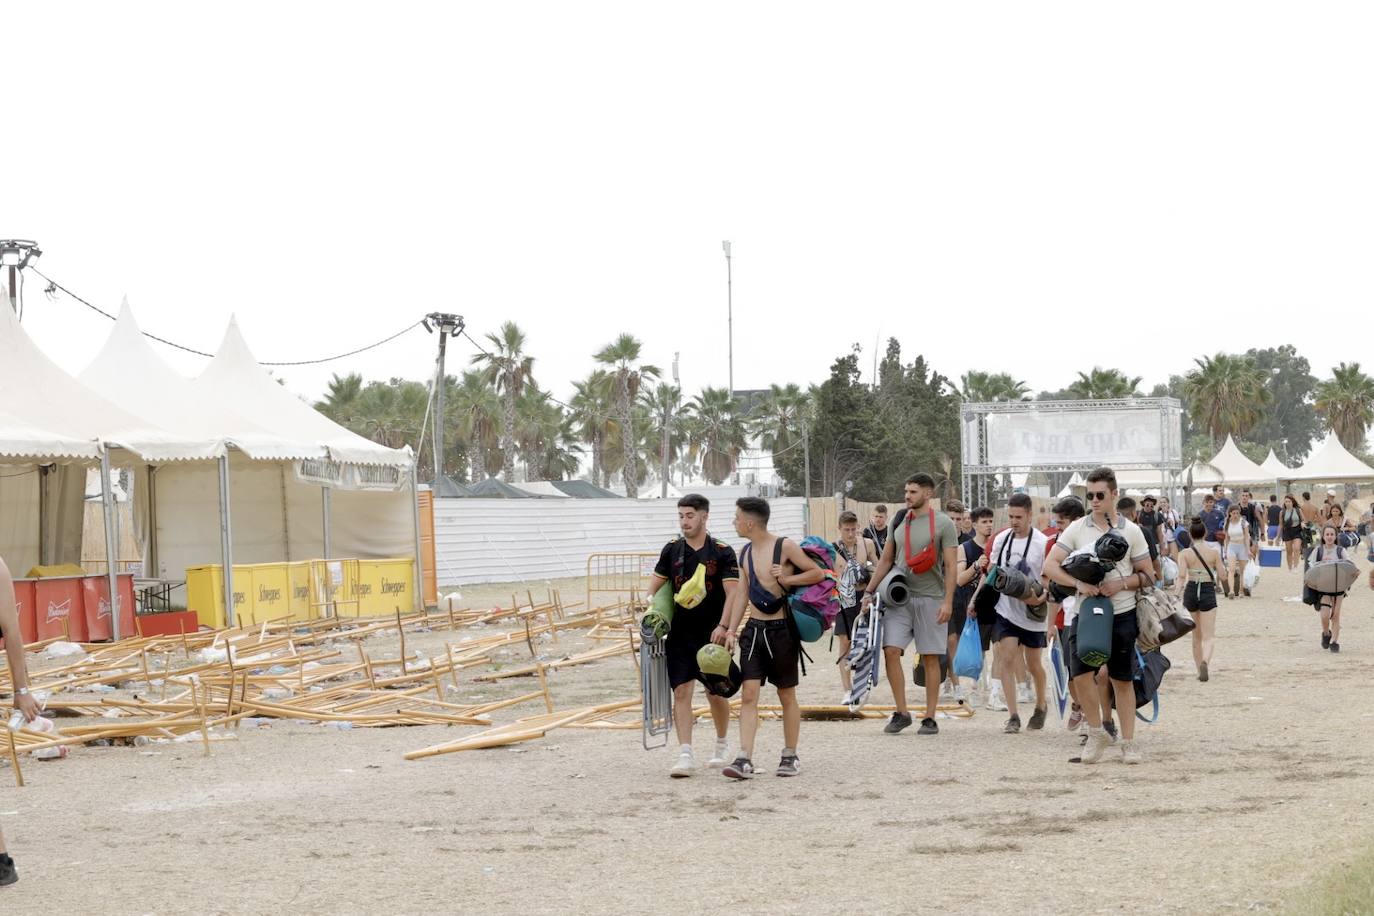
1259;547;1282;568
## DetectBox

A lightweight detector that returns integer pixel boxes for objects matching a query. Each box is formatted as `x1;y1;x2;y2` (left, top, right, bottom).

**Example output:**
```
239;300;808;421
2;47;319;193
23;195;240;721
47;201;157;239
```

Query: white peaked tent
1281;434;1374;482
1055;472;1084;499
78;306;419;622
1201;435;1272;486
1260;449;1291;479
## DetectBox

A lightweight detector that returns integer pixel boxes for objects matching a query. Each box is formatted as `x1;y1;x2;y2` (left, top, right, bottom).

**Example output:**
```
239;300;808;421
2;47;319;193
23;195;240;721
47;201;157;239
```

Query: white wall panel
433;497;806;587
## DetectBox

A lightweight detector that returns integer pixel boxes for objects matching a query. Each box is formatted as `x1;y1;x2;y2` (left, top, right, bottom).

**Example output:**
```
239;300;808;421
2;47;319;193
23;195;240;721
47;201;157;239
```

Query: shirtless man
1;555;42;887
719;497;825;779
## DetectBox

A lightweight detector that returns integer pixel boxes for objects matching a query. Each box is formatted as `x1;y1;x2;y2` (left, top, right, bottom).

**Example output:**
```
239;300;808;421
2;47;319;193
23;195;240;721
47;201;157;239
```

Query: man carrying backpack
861;473;959;736
649;494;741;778
718;497;825;779
989;493;1051;734
863;505;890;553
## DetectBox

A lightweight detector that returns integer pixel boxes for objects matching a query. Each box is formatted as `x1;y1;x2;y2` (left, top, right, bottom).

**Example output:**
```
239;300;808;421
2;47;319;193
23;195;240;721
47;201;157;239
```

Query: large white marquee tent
0;299;420;636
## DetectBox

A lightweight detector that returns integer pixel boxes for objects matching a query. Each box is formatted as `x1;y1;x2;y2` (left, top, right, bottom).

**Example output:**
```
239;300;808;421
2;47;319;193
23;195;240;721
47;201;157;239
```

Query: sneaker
722;757;755;780
1198;661;1209;682
884;712;913;734
0;854;15;887
670;750;695;778
707;741;729;768
1017;683;1033;704
1322;632;1332;649
775;753;801;777
1103;718;1118;742
1067;705;1084;731
1122;739;1143;764
1081;729;1112;764
917;717;938;735
985;688;1008;712
1243;588;1252;598
939;681;954;702
953;684;967;705
1027;707;1047;731
1330;642;1340;653
1003;715;1021;734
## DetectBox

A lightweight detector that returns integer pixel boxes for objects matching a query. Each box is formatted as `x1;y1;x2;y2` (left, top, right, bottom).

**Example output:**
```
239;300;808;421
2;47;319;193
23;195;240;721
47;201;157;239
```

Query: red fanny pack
905;510;938;574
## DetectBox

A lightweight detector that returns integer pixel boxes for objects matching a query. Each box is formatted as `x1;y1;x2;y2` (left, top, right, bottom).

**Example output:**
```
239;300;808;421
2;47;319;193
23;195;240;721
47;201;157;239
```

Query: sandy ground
3;563;1373;915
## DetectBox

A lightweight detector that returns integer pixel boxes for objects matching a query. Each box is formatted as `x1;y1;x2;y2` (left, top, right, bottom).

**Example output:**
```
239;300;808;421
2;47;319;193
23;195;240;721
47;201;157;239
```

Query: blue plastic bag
953;616;983;680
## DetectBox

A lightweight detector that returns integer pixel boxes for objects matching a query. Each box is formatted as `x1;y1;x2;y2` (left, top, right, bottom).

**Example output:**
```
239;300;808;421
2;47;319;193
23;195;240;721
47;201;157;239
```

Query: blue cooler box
1259;547;1282;568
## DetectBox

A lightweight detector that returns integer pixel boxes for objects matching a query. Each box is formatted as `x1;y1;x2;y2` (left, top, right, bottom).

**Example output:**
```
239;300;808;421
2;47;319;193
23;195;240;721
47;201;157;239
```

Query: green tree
1243;345;1320;464
687;387;748;485
450;370;502;481
1065;367;1143;399
642;383;687;498
568;371;615;489
1315;362;1374;451
1182;354;1272;446
959;370;1030;402
594;334;660;497
864;339;960;501
804;350;880;498
515;388;582;481
315;372;364;425
471;321;535;482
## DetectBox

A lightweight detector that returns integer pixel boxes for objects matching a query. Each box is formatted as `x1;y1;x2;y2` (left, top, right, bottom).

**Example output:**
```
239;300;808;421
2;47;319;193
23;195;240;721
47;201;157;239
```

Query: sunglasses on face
1087;490;1110;501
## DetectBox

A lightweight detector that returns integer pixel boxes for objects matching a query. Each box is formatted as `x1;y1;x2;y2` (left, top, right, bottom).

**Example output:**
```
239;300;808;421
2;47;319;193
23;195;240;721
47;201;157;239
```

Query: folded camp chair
843;598;885;710
639;620;673;749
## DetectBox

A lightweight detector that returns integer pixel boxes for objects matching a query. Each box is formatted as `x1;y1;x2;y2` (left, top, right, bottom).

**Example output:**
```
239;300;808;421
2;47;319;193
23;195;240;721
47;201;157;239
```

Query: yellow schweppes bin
186;565;250;629
288;562;313;620
245;563;293;623
355;558;415;616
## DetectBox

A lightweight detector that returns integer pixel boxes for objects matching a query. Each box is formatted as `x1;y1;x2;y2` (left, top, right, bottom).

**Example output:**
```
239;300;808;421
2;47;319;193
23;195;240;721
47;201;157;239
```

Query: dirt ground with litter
3;565;1373;914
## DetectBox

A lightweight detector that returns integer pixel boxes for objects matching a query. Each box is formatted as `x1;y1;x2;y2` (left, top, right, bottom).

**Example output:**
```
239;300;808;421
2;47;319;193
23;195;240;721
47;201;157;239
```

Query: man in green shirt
862;473;958;735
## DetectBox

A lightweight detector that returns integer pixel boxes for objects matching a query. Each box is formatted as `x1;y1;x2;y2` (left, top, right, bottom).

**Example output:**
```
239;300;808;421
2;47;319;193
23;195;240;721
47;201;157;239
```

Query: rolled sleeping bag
878;569;911;606
1075;596;1115;668
989;566;1046;601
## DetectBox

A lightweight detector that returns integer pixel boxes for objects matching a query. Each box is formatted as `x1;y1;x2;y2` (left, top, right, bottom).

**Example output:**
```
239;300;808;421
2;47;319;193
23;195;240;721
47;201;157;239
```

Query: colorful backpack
786;536;841;640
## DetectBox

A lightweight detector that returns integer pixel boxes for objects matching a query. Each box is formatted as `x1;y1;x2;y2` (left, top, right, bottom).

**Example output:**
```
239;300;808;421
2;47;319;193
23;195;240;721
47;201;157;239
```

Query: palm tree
470;321;535;482
593;334;660;497
568;371;615;487
515;388;583;480
451;370;502;482
642;383;687;498
751;383;814;494
315;372;364;424
1315;362;1374;451
1065;367;1143;399
959;370;1030;402
687;387;748;485
1183;354;1272;446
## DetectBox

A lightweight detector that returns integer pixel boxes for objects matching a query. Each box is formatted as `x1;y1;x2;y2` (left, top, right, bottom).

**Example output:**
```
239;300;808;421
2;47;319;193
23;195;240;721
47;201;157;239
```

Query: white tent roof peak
1200;435;1271;485
1283;433;1374;482
1260;449;1291;478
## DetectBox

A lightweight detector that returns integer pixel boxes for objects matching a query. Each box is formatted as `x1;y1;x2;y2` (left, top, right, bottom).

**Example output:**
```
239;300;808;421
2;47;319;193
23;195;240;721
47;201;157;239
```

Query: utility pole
722;241;733;398
802;420;811;499
0;240;41;315
423;313;465;494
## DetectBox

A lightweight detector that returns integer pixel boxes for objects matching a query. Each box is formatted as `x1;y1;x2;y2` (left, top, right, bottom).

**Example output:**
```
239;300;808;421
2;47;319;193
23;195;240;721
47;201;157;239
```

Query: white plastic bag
1160;556;1178;586
1243;562;1260;591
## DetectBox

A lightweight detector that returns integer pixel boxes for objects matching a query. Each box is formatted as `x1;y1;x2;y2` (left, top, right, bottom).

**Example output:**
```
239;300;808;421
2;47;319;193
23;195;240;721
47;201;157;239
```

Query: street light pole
0;240;42;315
722;241;733;398
423;313;465;493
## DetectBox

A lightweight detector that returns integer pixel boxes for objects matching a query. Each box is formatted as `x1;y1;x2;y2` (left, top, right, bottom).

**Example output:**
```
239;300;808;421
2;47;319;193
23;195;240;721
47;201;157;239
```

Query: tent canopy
1200;435;1271;486
469;478;537;498
1260;449;1291;478
1281;434;1374;482
552;480;623;498
514;481;571;498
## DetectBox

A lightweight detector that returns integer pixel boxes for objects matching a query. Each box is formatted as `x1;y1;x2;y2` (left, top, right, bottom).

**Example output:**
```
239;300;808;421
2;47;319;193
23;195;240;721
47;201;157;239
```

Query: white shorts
881;597;946;656
1226;543;1249;562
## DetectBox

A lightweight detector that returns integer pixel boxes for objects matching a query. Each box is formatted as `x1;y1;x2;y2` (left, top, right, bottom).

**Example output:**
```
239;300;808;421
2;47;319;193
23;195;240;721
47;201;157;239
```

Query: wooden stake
445;645;460;691
6;724;23;788
196;682;211;757
535;662;554;714
628;626;640;672
523;618;536;658
432;668;444;703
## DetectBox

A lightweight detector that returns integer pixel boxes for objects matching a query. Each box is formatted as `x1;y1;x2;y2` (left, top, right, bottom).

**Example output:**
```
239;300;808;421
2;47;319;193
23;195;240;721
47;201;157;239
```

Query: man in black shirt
1238;490;1261;561
1137;495;1164;578
650;494;740;778
863;505;889;553
1266;494;1282;546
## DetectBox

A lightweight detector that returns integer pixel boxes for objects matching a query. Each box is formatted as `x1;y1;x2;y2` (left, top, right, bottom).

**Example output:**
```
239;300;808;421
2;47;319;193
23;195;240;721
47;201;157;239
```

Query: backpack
787;536;842;638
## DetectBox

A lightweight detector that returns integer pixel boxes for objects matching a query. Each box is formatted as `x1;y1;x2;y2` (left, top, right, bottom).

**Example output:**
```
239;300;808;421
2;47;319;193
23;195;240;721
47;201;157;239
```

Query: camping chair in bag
843;598;885;710
639;620;673;749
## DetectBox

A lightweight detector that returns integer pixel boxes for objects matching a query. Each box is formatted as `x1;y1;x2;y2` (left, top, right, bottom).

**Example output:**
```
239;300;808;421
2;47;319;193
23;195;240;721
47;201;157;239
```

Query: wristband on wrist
17;687;30;696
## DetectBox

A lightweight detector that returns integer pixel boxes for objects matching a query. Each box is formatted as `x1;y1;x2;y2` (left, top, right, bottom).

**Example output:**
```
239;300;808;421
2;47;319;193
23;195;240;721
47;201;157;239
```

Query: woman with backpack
1175;519;1221;681
1280;495;1304;570
1309;524;1353;653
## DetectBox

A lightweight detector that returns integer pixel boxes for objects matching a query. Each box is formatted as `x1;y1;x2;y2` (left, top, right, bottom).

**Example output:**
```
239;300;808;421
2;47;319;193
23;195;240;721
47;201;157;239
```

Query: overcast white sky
5;3;1372;409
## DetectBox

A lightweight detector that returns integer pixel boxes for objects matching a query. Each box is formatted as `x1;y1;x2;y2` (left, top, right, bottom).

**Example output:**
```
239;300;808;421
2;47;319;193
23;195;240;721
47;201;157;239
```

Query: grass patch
1285;838;1374;915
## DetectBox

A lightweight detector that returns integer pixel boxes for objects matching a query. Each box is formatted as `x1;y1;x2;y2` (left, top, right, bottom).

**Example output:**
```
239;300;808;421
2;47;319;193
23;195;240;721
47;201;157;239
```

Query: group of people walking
648;469;1365;781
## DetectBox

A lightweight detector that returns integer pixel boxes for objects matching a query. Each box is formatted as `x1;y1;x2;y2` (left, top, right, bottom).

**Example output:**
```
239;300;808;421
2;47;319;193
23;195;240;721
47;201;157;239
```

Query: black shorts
1069;610;1138;682
1282;527;1302;542
993;616;1048;649
978;621;994;652
1182;582;1217;613
738;618;800;689
666;625;714;689
834;604;861;639
949;603;970;638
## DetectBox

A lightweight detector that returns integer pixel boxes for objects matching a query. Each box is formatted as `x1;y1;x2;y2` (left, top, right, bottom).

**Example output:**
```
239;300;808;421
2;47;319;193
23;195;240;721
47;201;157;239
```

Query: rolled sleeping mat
1075;596;1115;668
989;566;1046;601
878;569;911;606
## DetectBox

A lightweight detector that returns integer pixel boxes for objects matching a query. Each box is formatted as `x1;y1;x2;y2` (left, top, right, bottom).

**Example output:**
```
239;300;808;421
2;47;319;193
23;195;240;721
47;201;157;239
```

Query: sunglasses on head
1086;490;1110;501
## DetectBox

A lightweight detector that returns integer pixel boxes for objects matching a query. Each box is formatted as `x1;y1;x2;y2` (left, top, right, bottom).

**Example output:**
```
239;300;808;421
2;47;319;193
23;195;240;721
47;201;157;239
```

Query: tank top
1227;520;1245;541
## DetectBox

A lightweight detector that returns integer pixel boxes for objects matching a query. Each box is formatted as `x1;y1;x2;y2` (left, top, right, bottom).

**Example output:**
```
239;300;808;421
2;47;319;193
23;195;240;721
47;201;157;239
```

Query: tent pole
322;485;332;559
410;463;423;612
147;465;159;578
219;454;236;627
99;448;122;641
37;465;48;567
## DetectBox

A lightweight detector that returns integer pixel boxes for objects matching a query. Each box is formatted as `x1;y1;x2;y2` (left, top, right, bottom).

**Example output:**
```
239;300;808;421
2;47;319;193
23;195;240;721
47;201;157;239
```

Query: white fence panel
433;497;806;587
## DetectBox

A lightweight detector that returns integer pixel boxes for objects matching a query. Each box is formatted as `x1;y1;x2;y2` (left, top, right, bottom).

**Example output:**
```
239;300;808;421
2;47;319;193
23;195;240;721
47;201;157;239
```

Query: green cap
696;643;732;677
